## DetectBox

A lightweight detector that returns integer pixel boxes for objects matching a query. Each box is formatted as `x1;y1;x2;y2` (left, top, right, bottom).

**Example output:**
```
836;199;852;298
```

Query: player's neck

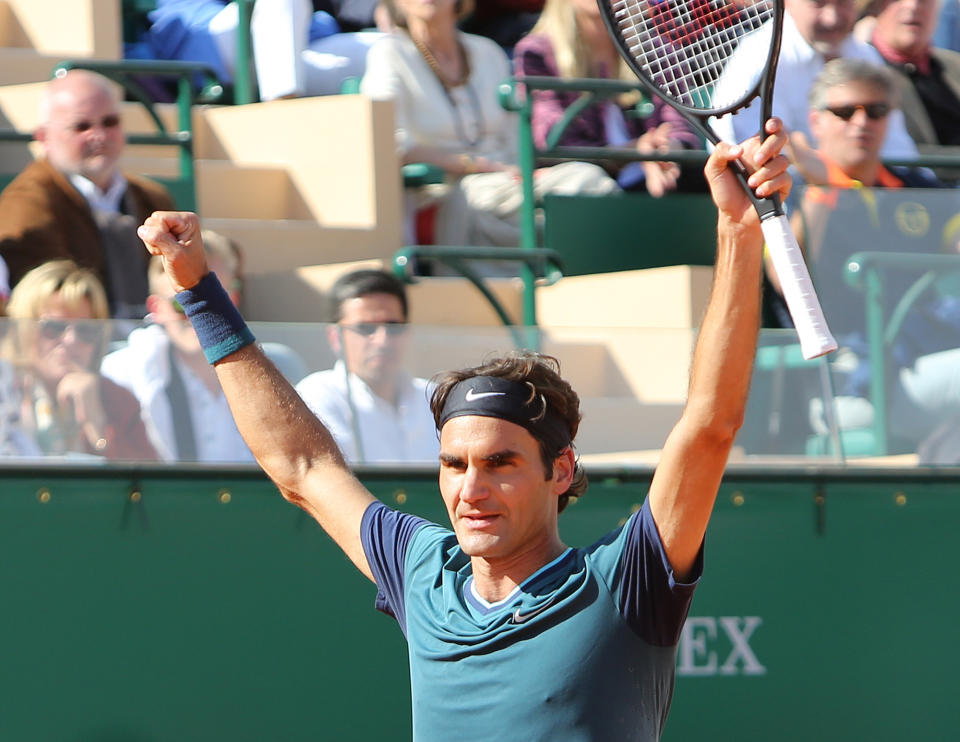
469;536;567;603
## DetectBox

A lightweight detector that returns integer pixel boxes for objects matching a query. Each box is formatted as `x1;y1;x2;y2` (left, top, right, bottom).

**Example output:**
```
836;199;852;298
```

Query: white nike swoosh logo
512;596;557;624
464;389;507;401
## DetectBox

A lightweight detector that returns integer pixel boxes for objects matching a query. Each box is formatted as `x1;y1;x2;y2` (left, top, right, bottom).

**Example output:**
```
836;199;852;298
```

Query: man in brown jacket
0;70;174;318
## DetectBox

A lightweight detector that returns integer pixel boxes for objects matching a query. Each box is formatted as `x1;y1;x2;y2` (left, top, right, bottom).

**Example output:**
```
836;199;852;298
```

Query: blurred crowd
1;0;959;464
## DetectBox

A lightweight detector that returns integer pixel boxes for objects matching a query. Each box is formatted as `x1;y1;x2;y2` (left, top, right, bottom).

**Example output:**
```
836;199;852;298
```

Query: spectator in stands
101;231;253;463
0;70;174;319
5;261;157;460
711;0;918;160
295;269;438;464
132;0;389;100
868;0;960;152
771;59;959;449
361;0;617;248
514;0;704;196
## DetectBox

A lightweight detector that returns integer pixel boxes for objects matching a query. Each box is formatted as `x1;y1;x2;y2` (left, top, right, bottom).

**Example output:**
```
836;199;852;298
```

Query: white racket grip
760;214;838;359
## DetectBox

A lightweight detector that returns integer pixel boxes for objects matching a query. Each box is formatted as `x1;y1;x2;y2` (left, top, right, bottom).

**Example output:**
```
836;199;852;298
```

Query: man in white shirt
0;70;174;318
295;269;439;464
101;232;253;463
711;0;918;159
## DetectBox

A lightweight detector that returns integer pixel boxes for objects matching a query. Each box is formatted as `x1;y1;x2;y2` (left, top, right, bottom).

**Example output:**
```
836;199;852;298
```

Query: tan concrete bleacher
0;80;408;318
0;0;120;85
0;0;713;461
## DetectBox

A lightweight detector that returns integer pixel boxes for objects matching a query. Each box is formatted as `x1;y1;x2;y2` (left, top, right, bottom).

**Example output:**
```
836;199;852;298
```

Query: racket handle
760;214;838;360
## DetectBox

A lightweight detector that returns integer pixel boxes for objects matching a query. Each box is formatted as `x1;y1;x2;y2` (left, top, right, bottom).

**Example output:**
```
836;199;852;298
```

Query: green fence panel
1;465;957;741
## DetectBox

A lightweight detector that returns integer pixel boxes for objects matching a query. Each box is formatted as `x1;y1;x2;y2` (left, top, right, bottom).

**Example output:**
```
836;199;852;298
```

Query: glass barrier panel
775;183;960;465
2;301;958;467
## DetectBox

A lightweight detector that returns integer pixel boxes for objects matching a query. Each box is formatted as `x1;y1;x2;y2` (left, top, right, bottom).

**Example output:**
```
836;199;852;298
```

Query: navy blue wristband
175;272;256;364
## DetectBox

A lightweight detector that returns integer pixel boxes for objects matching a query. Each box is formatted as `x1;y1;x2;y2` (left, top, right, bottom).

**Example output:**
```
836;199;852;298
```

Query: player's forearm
648;219;763;578
215;344;347;487
685;217;762;434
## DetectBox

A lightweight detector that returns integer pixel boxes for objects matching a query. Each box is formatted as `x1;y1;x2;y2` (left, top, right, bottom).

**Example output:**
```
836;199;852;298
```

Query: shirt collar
69;171;127;214
870;33;932;75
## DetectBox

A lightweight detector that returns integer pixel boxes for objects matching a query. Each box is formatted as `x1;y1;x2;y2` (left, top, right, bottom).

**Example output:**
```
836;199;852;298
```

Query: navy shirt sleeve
360;501;429;634
619;500;703;647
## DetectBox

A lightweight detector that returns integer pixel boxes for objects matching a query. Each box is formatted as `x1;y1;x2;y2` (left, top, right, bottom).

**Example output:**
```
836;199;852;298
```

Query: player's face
33;293;98;388
41;84;124;190
874;0;938;56
438;415;569;566
811;81;890;172
334;293;408;391
786;0;858;55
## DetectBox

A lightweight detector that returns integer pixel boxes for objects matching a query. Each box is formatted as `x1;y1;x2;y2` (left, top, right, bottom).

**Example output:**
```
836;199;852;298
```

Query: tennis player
138;118;791;742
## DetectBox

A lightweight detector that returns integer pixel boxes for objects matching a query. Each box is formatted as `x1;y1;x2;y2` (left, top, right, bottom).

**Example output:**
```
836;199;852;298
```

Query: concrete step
0;49;62;86
0;0;121;59
196;161;314;220
202;217;398;280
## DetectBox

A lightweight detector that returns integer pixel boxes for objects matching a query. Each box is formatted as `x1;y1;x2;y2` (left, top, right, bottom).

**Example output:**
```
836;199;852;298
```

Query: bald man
0;70;174;318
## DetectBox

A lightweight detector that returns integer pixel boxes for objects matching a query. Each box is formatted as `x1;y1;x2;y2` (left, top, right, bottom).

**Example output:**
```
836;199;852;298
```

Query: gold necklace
412;35;470;90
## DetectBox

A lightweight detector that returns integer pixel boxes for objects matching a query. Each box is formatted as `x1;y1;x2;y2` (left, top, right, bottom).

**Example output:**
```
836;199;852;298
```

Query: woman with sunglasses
5;261;157;460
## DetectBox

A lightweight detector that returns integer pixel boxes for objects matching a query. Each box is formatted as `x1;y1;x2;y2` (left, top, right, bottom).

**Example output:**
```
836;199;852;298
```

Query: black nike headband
438;376;571;453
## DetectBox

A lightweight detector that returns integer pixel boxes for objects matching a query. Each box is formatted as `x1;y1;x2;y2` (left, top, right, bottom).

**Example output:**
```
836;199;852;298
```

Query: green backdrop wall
1;463;957;741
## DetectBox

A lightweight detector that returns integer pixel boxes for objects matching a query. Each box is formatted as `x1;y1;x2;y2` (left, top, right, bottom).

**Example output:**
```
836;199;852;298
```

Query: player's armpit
214;344;377;581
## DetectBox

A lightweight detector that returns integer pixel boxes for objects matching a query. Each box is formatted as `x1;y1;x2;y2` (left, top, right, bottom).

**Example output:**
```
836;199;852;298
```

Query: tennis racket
598;0;837;359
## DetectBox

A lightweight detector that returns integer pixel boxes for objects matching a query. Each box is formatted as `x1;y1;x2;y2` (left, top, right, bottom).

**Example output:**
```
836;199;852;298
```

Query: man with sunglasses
769;58;960;454
0;69;174;318
100;232;256;463
295;268;439;464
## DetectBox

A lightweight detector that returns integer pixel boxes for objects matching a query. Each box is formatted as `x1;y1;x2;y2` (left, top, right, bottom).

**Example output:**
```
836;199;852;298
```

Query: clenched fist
138;211;209;293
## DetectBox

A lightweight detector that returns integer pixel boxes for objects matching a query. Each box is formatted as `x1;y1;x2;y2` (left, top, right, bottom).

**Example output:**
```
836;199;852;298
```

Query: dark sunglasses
824;102;891;121
341;321;408;337
38;319;102;345
70;114;121;133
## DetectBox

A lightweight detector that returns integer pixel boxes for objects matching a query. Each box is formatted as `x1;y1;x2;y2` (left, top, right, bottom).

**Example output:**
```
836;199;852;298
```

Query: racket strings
611;0;772;110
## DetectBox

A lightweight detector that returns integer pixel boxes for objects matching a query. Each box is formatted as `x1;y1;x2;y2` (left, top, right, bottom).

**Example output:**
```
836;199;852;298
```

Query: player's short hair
809;58;899;111
430;351;587;513
328;269;409;322
381;0;474;29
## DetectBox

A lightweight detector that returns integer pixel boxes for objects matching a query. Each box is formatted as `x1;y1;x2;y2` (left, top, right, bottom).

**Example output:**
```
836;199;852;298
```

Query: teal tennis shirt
361;500;701;742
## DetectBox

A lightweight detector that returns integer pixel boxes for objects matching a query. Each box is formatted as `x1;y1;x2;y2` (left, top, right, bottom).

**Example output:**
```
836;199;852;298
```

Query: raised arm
647;119;792;580
137;213;377;580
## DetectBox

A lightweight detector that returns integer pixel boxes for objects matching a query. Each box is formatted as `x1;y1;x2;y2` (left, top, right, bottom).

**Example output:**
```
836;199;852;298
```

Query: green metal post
235;0;257;105
513;83;539;328
176;75;197;211
864;267;887;455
